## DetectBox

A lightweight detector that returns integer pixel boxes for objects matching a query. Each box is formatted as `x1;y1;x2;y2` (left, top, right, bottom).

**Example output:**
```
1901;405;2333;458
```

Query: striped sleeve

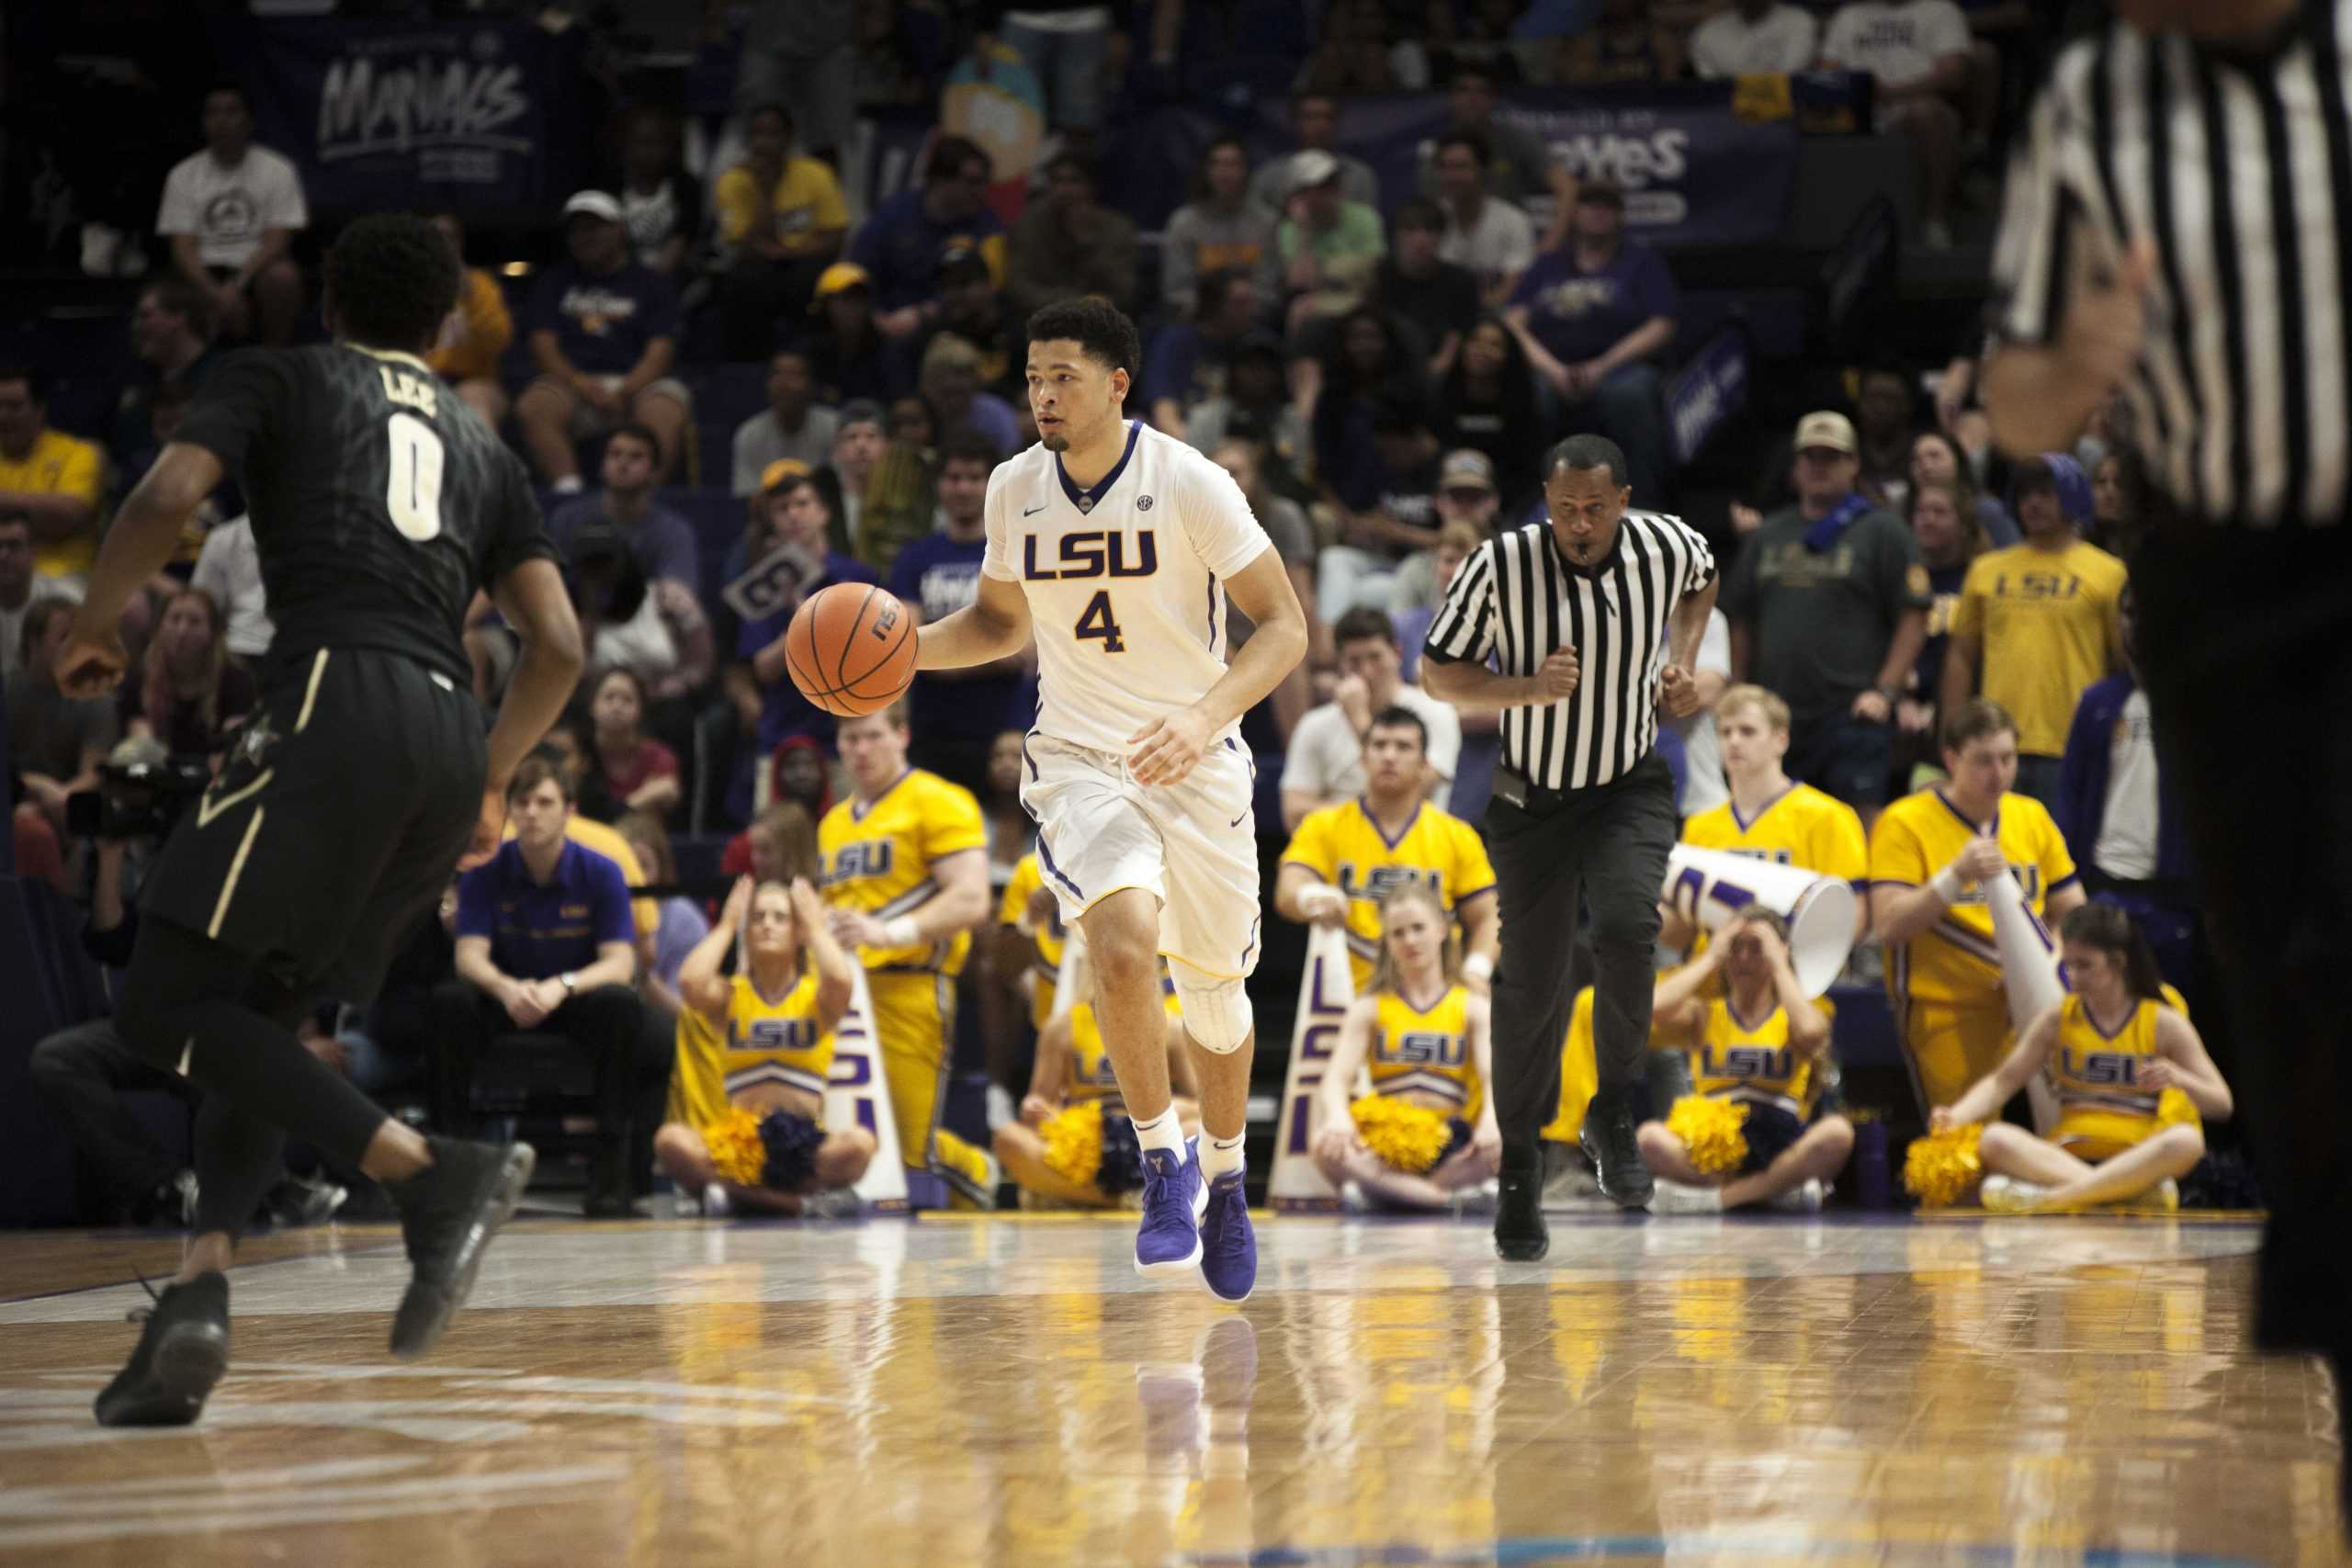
1422;537;1499;666
1988;49;2091;347
1675;515;1716;591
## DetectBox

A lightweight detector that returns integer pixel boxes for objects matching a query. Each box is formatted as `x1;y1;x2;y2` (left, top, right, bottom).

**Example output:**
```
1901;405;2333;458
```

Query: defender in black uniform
57;215;587;1426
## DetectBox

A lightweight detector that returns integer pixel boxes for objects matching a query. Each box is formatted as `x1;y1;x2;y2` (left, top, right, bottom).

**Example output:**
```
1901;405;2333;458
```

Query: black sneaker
95;1271;229;1427
385;1137;535;1360
1579;1087;1654;1210
1494;1146;1549;1262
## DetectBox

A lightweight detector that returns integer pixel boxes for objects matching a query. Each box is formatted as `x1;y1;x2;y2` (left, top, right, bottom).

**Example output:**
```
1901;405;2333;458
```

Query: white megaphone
1982;865;2064;1133
1661;844;1858;998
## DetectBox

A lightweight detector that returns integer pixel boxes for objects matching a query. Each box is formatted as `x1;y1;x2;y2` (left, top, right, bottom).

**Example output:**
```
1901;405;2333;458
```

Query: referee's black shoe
1494;1146;1549;1262
95;1270;229;1427
386;1137;536;1359
1580;1086;1654;1210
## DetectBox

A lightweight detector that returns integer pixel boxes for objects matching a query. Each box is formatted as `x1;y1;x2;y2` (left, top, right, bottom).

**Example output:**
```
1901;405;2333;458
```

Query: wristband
880;915;922;947
1462;953;1495;984
1929;863;1966;905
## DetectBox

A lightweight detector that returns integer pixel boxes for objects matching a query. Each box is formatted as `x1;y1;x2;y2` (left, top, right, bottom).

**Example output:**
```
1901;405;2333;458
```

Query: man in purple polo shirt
434;754;646;1217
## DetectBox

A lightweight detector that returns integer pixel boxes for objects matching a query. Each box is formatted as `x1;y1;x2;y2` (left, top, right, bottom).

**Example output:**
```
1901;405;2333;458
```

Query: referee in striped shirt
1986;0;2350;1526
1422;434;1717;1259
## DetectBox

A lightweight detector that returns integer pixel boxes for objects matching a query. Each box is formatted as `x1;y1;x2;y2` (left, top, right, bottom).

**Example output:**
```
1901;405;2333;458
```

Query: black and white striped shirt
1423;510;1716;791
1991;5;2352;527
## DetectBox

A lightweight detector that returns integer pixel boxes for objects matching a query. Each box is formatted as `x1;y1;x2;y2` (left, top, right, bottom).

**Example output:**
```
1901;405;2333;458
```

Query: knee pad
1173;973;1253;1055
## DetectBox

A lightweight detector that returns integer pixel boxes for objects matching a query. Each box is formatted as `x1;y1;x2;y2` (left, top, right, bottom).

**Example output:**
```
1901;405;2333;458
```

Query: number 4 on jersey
1075;590;1125;653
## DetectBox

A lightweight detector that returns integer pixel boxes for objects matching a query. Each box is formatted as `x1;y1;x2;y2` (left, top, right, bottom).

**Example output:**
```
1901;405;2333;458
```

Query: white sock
551;474;584;494
1199;1132;1245;1182
1132;1109;1185;1157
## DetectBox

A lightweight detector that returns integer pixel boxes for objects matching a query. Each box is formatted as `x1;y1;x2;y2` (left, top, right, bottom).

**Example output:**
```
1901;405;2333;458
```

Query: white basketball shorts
1018;729;1262;981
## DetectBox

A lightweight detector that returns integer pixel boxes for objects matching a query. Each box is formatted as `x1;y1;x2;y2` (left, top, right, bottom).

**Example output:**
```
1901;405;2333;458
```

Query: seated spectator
0;365;106;592
737;0;858;165
736;470;883;760
584;666;684;824
1855;366;1919;506
993;4;1113;132
9;599;119;840
1296;0;1429;91
423;214;515;430
1426;0;1547;85
821;400;937;575
549;424;702;591
113;281;218;486
1505;182;1678;505
1724;411;1928;822
1940;456;2125;808
1911;427;2017;547
1438;316;1545;510
1561;0;1687;82
798;263;898;407
121;586;254;760
1311;307;1429;520
1212;437;1320;689
1006;152;1138;321
1249;93;1382;217
1161;136;1277;320
658;876;875;1216
888;396;937;456
889;437;1024;795
2089;448;2148;559
1311;883;1501;1212
1376;199;1483;380
723;797;826;887
1281;608;1463;828
1943;904;2230;1213
565;522;715;716
1393;518;1483;681
1390;454;1498;617
1433;131;1537;310
436;757;646;1218
731;351;842;496
1435;62;1577;249
918;334;1021;457
615;809;710;1018
616;106;703;277
155;85;305;345
1320;398;1444;622
1639;908;1853;1214
1145;269;1265;437
1896;477;1986;784
1690;0;1821;76
1820;0;1971;247
717;103;850;361
850;136;1008;339
1186;333;1313;497
0;512;51;681
187;513;270;663
1275;152;1388;337
514;192;693;490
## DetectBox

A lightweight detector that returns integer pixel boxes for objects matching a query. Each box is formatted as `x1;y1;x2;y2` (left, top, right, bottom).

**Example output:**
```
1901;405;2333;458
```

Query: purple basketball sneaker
1135;1140;1206;1277
1197;1168;1255;1303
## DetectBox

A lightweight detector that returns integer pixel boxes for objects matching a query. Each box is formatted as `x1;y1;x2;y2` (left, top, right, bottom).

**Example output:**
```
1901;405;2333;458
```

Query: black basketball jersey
175;343;554;686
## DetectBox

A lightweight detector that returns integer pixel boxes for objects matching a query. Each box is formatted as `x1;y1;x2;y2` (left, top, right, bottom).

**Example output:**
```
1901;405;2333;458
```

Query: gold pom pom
2156;1088;2200;1130
1351;1095;1450;1174
1040;1101;1106;1186
1665;1094;1749;1176
1903;1122;1984;1208
706;1107;768;1188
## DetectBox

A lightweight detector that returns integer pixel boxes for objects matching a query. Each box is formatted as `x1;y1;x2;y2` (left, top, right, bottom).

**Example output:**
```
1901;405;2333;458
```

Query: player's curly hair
324;214;462;355
1026;297;1141;384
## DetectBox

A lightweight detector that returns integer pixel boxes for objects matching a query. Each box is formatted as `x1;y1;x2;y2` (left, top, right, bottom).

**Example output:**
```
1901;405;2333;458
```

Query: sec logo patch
1136;495;1155;511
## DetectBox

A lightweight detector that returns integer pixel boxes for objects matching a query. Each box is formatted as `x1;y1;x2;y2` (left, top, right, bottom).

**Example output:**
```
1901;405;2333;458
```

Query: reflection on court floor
0;1214;2340;1565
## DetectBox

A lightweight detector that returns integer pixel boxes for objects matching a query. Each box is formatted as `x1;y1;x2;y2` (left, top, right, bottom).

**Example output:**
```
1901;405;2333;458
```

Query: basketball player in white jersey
913;299;1306;1302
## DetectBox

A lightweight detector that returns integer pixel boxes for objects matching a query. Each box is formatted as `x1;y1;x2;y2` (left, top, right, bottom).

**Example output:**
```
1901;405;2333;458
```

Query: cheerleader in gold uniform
1937;903;2232;1213
654;877;877;1213
992;974;1201;1208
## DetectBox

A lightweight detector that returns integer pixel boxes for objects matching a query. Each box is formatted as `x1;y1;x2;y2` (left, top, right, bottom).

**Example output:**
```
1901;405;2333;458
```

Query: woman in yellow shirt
424;213;514;428
718;104;850;360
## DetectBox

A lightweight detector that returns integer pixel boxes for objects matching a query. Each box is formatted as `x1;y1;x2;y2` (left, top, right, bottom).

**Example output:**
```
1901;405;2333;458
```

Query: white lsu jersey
982;420;1273;755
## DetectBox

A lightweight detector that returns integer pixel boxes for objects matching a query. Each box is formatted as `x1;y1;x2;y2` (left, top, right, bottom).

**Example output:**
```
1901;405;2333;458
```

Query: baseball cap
812;261;873;304
759;457;812;494
1794;411;1858;455
562;190;623;223
1290;149;1341;193
1440;449;1496;492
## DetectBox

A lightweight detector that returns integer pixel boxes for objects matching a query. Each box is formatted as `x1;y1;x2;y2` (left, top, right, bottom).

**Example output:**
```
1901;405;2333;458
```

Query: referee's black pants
2132;516;2350;1366
1483;750;1679;1150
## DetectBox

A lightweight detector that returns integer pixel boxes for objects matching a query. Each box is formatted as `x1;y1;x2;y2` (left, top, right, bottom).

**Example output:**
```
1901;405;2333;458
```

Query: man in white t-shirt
1281;606;1463;828
189;514;273;660
1690;1;1821;78
1819;1;1972;246
1432;130;1536;309
155;86;309;345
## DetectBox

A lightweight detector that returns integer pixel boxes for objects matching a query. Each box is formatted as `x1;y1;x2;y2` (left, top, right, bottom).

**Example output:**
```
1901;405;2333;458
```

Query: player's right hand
457;786;508;871
1955;836;2008;884
1534;645;1580;699
55;626;128;699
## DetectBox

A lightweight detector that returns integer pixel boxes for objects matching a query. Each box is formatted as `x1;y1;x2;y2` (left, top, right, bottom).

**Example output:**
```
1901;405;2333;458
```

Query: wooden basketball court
1;1211;2343;1565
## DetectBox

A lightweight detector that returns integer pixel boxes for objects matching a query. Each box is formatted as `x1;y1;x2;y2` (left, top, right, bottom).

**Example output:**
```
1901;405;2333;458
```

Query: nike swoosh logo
1023;502;1047;515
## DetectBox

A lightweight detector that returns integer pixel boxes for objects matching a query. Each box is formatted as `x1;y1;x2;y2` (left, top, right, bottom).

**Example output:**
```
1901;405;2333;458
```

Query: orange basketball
786;582;919;717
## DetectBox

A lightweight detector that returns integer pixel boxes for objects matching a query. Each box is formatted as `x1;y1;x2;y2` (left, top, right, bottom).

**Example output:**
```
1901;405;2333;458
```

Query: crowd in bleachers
7;0;2212;1224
